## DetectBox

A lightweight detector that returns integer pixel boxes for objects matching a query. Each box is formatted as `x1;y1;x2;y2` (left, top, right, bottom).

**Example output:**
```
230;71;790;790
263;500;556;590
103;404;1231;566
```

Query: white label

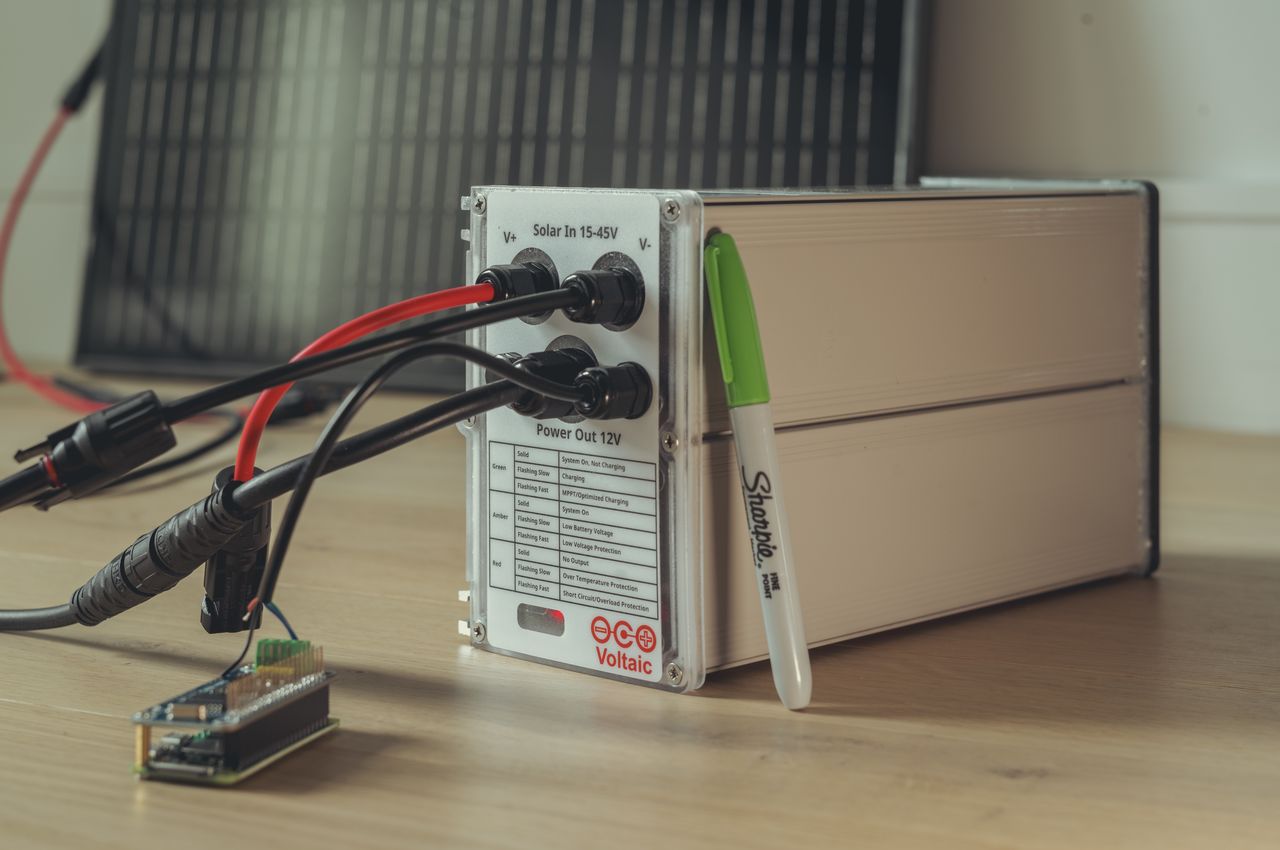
489;440;659;614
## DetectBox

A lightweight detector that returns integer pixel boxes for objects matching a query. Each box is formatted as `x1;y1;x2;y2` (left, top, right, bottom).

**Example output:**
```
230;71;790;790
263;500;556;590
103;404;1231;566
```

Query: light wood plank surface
0;380;1277;849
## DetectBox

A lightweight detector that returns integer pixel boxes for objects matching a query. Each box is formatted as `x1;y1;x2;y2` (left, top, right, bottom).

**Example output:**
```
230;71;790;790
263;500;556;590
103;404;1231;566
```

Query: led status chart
487;441;659;621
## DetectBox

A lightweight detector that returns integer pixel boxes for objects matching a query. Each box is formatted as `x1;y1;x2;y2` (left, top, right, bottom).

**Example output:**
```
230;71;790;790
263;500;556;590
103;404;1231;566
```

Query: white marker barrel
729;403;812;710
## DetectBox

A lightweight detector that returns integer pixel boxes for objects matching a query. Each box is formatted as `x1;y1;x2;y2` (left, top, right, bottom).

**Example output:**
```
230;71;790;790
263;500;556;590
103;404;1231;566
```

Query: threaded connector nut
70;486;250;626
560;268;645;330
574;363;653;420
476;262;559;323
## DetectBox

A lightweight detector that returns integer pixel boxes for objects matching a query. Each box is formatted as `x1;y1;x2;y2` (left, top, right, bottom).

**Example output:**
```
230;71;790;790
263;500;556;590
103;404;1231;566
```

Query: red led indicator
517;603;566;636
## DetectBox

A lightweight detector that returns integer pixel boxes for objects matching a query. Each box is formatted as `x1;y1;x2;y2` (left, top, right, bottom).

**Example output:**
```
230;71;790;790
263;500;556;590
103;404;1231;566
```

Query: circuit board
133;640;337;785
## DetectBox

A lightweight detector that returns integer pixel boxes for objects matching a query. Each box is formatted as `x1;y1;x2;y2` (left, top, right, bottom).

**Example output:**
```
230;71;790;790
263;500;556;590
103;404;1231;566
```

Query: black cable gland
476;262;559;323
509;348;597;420
574;363;653;420
39;391;176;506
201;467;269;633
560;268;645;330
70;485;251;626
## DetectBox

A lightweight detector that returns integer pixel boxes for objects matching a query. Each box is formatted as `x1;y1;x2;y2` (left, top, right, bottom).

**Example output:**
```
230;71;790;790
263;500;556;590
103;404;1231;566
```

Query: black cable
221;621;257;677
107;408;244;488
230;381;524;511
226;341;426;674
163;289;581;422
49;376;118;404
222;374;526;677
1;292;574;511
0;339;552;513
255;343;580;610
0;464;50;512
51;377;341;489
161;338;576;500
1;383;522;634
43;378;245;489
0;604;77;631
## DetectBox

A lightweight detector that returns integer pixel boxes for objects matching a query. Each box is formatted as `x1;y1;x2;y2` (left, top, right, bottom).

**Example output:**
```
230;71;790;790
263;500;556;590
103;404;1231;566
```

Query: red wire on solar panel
230;282;496;482
0;107;105;414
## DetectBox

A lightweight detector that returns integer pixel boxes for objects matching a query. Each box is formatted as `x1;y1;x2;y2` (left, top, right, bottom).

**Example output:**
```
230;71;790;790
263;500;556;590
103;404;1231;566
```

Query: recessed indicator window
517;604;565;636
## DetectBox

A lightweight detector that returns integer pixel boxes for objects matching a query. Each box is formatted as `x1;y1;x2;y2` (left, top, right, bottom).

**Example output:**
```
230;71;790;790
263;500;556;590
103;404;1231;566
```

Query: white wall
0;1;111;367
927;0;1280;434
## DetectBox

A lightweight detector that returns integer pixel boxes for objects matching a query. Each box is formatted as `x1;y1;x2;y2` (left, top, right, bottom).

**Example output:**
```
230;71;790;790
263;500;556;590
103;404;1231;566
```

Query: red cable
231;283;496;481
0;107;104;414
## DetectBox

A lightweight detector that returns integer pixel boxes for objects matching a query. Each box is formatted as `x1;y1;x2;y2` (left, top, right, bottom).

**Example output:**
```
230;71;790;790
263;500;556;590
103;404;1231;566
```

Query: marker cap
704;232;771;408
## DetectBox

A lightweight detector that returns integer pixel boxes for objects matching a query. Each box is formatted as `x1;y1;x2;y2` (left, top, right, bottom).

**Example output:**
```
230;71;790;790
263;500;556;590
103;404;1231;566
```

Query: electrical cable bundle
0;283;627;646
0;37;563;650
0;46;582;515
0;46;250;492
0;37;651;682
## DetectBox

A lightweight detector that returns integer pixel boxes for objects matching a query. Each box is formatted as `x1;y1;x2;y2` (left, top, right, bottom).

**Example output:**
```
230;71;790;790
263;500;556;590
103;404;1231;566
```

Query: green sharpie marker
704;231;811;710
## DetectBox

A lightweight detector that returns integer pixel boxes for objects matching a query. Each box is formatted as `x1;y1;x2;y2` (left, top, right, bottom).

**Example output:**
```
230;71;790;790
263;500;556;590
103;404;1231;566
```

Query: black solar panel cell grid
81;0;915;386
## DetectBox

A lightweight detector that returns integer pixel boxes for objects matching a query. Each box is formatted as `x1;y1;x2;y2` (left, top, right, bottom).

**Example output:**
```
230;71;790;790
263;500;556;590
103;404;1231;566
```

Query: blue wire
264;601;299;640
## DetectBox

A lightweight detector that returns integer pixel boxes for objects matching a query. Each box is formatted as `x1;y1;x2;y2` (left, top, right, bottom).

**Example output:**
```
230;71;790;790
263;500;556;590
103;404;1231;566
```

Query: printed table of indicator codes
487;441;658;619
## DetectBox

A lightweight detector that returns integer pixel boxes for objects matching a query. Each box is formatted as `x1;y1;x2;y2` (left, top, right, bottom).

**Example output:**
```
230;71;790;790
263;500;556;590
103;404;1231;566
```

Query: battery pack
462;183;1157;692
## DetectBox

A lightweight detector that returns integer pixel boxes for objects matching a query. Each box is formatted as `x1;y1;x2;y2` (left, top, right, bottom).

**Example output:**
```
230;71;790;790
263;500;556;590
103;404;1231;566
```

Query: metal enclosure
464;183;1158;687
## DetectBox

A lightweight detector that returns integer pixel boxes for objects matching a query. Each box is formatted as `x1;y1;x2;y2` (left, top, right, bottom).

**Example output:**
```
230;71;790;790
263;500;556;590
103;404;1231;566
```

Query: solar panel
80;0;925;387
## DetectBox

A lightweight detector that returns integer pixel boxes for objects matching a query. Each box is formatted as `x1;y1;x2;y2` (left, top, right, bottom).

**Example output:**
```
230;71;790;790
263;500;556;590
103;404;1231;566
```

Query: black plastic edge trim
1139;180;1161;577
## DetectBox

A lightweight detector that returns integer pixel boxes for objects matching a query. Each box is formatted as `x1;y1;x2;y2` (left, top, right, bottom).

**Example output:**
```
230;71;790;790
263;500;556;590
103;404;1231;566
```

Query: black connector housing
201;467;269;633
70;485;250;626
503;348;597;419
574;363;653;420
477;262;559;323
19;391;176;508
560;268;645;330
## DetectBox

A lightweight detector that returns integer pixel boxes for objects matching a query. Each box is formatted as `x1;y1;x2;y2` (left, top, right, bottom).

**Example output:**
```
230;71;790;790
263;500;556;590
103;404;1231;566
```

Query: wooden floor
0;380;1277;849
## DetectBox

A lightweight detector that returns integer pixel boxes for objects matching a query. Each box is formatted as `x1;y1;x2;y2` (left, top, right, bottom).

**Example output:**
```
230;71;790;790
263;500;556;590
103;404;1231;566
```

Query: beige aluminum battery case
697;185;1157;671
